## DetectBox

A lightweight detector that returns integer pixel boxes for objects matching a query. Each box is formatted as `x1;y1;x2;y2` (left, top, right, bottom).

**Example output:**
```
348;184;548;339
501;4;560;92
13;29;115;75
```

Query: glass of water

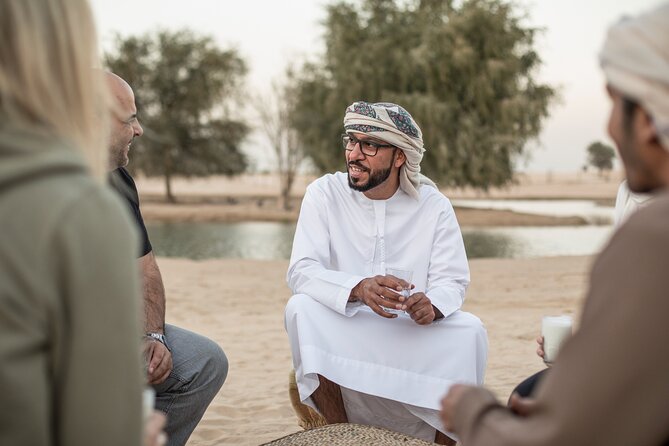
385;267;413;315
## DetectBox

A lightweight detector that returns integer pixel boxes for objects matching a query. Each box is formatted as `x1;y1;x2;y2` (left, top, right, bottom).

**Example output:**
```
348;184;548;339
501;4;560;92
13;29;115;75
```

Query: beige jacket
0;127;144;445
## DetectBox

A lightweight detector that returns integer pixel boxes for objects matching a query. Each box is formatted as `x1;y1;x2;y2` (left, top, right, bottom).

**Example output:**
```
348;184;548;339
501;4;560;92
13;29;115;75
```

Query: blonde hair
0;0;109;177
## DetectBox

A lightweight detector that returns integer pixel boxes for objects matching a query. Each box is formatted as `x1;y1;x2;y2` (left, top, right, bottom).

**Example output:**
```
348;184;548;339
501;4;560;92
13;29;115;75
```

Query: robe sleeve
425;199;470;318
287;184;366;316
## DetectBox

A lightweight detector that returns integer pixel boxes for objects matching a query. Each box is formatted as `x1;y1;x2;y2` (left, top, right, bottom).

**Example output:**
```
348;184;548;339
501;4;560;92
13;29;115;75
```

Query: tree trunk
278;170;297;211
165;172;175;204
164;154;176;203
279;174;290;211
284;172;296;211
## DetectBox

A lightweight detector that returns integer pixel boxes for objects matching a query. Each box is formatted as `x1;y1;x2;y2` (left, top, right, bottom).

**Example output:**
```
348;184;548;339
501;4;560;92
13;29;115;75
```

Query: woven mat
261;423;436;445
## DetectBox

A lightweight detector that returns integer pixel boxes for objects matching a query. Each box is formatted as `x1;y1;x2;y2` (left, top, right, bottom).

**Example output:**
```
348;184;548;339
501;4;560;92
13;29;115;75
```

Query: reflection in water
462;231;519;258
452;199;614;224
462;226;613;258
148;221;295;260
147;222;615;261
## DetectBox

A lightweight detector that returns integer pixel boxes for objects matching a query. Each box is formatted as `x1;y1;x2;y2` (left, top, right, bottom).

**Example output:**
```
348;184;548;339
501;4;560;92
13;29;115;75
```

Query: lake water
451;199;615;224
147;221;296;261
147;221;614;261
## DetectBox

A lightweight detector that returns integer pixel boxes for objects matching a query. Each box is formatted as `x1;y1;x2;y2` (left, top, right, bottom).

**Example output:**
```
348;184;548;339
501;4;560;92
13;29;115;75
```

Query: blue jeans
153;324;228;446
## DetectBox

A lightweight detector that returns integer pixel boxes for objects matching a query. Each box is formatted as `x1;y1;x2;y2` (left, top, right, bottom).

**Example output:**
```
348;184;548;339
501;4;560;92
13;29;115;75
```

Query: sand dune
157;255;594;445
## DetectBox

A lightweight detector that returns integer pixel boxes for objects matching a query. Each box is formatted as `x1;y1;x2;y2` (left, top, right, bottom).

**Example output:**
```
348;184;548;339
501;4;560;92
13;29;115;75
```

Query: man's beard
109;150;128;169
347;161;393;192
108;138;130;169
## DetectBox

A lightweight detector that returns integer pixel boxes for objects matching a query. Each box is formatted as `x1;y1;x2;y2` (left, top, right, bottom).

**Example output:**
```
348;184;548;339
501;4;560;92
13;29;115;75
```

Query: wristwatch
145;332;171;351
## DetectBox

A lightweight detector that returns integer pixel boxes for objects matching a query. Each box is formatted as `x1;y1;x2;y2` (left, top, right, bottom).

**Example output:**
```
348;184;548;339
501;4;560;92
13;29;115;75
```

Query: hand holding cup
385;268;414;314
541;315;573;364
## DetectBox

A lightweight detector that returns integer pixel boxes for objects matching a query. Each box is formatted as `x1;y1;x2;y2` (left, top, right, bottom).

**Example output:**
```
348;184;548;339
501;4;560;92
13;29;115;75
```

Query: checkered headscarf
344;101;435;200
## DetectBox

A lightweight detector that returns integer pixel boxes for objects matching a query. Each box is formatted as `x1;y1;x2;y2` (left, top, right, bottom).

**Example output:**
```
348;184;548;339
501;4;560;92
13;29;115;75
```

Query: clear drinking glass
385;267;413;315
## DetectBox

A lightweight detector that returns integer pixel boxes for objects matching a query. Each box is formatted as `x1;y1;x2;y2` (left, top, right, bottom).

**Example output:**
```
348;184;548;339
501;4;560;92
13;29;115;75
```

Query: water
146;221;614;261
147;221;296;260
462;226;613;258
451;199;615;224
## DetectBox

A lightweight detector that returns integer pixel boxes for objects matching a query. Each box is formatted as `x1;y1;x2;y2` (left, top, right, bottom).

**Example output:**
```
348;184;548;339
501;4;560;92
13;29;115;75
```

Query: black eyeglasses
342;134;395;157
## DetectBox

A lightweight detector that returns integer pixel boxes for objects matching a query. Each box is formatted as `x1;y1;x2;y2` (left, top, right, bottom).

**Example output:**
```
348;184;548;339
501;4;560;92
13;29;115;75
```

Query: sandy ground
135;171;620;226
158;255;594;446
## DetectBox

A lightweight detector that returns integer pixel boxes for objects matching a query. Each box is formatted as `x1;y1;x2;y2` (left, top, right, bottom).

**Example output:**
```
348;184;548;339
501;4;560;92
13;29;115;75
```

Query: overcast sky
91;0;661;173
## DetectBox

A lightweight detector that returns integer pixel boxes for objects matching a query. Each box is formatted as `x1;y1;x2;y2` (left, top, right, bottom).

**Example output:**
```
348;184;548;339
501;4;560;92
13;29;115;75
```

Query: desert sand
158;255;594;446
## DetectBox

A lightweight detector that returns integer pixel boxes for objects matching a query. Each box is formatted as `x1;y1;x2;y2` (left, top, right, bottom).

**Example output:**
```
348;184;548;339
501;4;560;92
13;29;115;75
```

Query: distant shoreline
140;195;592;227
136;170;621;227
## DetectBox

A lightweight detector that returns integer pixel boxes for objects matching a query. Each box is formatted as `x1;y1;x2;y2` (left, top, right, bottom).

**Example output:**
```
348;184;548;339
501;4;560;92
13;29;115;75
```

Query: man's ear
637;108;669;166
394;149;406;168
637;107;660;147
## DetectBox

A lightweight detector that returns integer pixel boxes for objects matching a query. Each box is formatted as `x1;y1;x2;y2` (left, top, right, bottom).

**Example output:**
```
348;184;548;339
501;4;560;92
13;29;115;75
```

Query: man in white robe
285;101;488;444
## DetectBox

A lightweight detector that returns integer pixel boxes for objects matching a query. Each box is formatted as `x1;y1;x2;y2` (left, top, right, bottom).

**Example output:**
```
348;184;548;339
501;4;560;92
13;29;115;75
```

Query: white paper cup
542;315;573;364
143;387;156;421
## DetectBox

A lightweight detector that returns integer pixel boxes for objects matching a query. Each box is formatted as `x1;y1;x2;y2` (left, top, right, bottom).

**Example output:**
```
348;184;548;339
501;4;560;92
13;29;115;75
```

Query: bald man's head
106;72;143;169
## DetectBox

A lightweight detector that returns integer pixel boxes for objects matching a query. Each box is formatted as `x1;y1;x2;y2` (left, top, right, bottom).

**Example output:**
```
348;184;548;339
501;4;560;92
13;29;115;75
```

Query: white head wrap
343;101;435;200
600;3;669;149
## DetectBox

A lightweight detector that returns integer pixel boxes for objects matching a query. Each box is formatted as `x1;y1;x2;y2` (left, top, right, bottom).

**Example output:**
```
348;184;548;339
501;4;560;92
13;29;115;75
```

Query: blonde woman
0;0;163;444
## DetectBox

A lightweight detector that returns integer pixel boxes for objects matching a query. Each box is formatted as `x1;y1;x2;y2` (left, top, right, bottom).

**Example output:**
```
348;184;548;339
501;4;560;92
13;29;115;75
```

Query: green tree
105;30;249;202
291;0;556;189
586;141;616;177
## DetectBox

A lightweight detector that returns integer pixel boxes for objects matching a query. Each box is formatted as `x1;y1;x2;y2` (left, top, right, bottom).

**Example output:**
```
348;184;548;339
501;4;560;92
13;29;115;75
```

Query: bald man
441;4;669;445
106;73;228;446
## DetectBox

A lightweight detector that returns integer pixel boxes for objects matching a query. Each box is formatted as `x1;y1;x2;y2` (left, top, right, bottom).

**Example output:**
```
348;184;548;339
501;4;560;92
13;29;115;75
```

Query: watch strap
145;332;171;351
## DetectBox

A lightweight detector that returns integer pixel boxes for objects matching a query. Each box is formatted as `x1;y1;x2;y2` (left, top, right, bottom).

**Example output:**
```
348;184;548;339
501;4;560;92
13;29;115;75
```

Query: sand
157;255;594;446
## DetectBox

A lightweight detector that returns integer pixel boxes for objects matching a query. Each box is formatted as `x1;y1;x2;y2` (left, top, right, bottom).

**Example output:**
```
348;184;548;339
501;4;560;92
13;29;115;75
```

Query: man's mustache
348;161;369;172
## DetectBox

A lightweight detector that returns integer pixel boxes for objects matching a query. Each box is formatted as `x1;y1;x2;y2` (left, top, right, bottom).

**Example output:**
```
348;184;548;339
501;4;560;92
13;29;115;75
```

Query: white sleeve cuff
335;275;367;315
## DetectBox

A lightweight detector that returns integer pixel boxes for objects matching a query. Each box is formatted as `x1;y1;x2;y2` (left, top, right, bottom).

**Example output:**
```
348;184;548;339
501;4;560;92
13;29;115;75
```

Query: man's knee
200;338;228;391
286;293;312;313
285;294;322;322
457;312;487;339
165;325;228;392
